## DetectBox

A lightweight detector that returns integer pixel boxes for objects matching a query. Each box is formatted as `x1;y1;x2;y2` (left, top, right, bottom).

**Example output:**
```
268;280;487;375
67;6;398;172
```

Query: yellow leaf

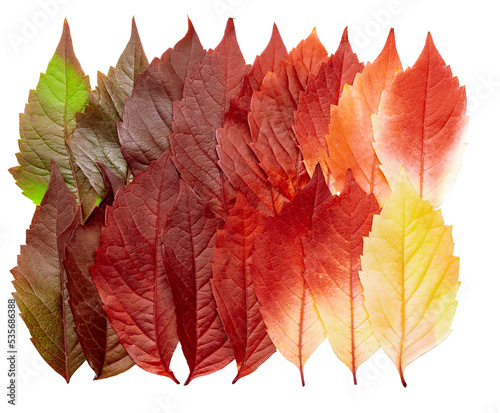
359;168;459;386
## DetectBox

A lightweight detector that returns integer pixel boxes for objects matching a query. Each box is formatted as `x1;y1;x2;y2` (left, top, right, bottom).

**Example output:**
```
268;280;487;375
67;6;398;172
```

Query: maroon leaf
69;18;149;197
11;162;83;382
163;180;233;384
170;18;250;217
91;151;180;382
212;192;275;383
294;28;364;181
217;24;288;216
63;165;133;380
118;19;206;174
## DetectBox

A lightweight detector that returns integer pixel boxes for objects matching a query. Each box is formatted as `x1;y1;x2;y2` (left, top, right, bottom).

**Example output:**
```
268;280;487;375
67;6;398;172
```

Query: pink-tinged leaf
163;181;233;384
302;171;380;383
170;19;250;217
217;24;288;216
372;33;468;207
248;30;328;205
294;28;364;186
64;165;133;380
118;19;206;174
326;29;401;203
91;151;180;382
11;161;83;382
69;18;148;198
251;166;332;385
212;192;275;383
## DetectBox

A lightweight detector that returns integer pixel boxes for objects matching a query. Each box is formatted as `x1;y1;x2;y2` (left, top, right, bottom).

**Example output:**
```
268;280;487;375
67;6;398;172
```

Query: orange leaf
326;29;401;202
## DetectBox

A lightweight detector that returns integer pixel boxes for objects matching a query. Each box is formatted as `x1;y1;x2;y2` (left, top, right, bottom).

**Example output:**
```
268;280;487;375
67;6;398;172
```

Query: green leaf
10;19;97;220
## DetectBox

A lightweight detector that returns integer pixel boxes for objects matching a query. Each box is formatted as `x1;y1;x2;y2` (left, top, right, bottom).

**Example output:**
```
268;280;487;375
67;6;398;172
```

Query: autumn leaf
302;171;380;383
217;24;288;216
118;18;206;174
9;20;98;220
372;33;467;207
212;192;275;383
359;168;460;386
68;18;149;198
91;151;180;382
63;165;133;380
170;18;249;217
252;166;332;385
294;28;364;186
11;161;83;382
163;180;233;384
249;29;328;204
325;29;401;203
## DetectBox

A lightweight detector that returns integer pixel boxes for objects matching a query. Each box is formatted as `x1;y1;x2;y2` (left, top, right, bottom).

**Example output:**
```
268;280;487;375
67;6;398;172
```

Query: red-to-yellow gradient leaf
372;33;467;208
163;180;233;384
217;24;288;216
11;162;83;382
212;192;275;383
359;168;460;386
118;19;206;174
170;19;249;217
252;166;332;385
302;170;380;384
64;165;134;380
294;28;364;187
91;151;180;382
326;29;401;203
248;29;328;204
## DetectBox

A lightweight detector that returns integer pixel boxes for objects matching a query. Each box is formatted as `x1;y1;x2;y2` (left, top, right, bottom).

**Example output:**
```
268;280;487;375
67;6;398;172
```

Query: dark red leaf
212;192;275;382
163;180;233;384
118;19;206;174
91;151;180;382
170;18;250;217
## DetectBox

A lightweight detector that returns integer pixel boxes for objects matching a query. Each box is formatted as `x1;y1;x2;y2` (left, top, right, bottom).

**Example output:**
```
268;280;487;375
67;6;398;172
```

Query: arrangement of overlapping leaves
9;17;467;386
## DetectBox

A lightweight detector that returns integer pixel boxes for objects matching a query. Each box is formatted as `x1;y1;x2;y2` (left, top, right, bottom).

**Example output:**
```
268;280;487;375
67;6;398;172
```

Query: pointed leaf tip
341;27;349;41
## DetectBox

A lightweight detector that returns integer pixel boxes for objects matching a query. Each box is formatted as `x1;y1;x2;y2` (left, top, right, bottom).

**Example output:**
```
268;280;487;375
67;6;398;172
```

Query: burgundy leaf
163;180;233;384
91;151;180;382
170;18;250;217
118;19;206;174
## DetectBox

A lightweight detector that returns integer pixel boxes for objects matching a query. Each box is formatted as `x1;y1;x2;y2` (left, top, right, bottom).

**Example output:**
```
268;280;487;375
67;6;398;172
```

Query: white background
1;0;499;412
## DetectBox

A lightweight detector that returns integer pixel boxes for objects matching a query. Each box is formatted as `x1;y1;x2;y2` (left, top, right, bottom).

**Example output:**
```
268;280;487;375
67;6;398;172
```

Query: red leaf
64;165;133;380
118;19;206;174
248;30;328;205
302;171;380;383
212;192;275;383
163;181;233;384
170;19;250;217
91;151;180;382
294;28;364;185
373;33;467;207
217;24;287;216
251;166;332;385
11;161;83;382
